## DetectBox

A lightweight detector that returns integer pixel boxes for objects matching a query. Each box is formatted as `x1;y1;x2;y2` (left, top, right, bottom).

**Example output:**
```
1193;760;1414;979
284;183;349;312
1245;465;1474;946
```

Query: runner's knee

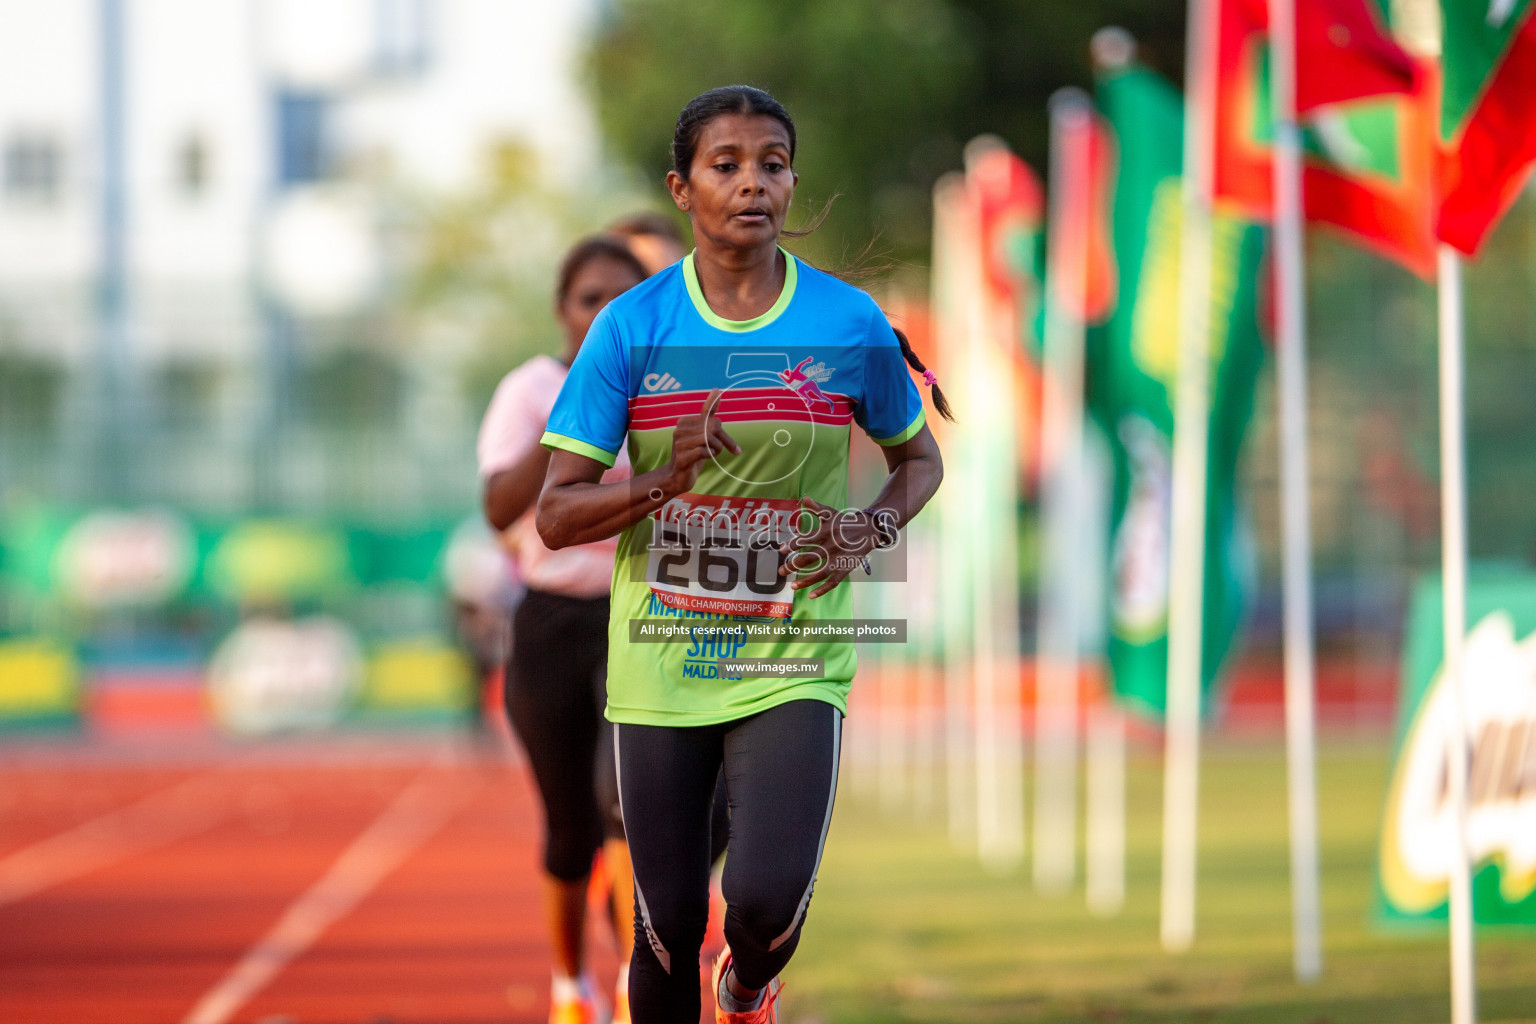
632;887;709;973
542;801;602;881
722;878;810;952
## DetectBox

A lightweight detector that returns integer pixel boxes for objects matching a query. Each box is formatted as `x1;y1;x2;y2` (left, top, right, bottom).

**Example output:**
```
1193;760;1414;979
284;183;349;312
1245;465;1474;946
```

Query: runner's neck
691;242;785;322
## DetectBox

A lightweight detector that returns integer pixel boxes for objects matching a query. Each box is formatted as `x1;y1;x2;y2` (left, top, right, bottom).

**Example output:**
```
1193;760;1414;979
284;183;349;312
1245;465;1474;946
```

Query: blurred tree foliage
586;0;1186;264
393;141;651;408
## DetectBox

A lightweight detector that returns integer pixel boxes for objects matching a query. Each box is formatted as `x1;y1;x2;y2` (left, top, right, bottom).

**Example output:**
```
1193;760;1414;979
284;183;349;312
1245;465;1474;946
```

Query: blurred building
0;0;602;517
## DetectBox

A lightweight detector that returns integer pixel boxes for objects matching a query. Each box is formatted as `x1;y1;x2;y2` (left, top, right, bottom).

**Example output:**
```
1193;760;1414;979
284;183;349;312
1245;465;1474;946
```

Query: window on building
154;361;221;430
3;134;63;204
177;134;210;197
0;354;63;433
276;92;332;186
374;0;432;77
303;348;403;429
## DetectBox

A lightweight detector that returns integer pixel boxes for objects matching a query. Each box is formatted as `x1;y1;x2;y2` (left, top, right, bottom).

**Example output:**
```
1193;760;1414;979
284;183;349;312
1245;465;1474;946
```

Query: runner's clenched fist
665;387;740;493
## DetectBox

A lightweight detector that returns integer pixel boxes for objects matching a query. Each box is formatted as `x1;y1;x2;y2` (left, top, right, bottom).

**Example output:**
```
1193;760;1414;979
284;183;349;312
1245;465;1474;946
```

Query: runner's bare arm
483;445;553;531
865;422;943;532
537;388;741;550
779;423;943;598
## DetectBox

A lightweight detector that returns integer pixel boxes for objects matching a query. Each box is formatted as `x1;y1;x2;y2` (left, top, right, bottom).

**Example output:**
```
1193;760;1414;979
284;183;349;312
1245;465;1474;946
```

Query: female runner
536;86;947;1023
478;235;648;1024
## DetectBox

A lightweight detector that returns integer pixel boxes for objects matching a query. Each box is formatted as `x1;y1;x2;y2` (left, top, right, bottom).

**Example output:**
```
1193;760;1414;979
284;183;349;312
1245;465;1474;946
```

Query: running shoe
710;947;783;1024
548;986;607;1024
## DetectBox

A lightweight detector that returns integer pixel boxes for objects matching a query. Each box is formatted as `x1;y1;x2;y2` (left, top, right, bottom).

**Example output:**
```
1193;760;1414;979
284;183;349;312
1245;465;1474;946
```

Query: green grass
786;740;1536;1024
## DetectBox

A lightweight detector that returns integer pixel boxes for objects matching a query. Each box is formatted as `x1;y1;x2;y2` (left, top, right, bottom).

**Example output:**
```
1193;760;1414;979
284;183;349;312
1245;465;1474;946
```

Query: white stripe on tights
768;709;841;951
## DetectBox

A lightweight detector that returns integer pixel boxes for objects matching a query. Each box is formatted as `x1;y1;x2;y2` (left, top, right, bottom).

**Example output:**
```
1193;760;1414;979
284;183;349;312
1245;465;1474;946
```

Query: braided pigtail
892;325;954;422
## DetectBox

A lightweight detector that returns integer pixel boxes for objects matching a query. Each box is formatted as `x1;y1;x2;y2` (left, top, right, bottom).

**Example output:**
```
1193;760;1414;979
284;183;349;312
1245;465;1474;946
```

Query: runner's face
670;113;796;249
557;256;644;354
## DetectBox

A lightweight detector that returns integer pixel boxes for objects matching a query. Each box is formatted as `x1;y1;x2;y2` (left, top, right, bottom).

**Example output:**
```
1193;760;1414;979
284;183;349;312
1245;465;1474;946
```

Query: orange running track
0;735;719;1024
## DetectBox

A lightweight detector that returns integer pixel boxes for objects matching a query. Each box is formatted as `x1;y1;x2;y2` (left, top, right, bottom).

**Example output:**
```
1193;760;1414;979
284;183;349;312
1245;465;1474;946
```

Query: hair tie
922;369;937;388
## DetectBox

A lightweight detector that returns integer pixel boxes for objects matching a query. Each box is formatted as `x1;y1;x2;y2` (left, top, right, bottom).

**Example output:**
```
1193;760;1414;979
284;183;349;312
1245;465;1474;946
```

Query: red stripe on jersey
629;387;854;429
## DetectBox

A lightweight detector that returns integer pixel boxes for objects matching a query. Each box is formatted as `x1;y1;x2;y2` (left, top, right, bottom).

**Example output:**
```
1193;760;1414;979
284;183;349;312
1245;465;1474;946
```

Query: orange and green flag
966;143;1049;484
1437;0;1536;254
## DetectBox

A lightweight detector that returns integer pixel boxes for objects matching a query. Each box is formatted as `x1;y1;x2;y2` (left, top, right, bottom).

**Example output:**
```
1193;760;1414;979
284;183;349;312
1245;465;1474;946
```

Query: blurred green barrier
0;507;499;734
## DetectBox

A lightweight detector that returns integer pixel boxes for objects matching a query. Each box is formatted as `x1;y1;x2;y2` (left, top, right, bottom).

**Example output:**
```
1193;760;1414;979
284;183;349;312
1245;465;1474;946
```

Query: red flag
968;145;1044;306
1212;0;1437;277
1292;0;1420;110
1225;0;1420;110
962;144;1046;484
1047;115;1118;324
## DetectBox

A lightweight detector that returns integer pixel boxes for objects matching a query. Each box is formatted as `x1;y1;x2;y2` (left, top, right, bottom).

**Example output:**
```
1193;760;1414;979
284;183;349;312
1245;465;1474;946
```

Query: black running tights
616;699;842;1024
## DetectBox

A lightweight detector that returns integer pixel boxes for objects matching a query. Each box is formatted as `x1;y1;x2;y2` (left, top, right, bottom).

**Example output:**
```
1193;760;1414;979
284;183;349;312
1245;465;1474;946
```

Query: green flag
1438;0;1536;254
1089;65;1266;719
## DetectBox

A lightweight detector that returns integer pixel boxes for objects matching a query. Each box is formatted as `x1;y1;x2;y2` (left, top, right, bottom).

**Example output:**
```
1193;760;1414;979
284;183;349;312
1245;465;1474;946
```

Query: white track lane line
0;770;235;907
180;769;476;1024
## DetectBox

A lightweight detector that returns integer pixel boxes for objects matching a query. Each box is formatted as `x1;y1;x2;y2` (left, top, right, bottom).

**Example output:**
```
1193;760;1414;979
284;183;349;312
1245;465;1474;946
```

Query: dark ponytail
892;327;954;423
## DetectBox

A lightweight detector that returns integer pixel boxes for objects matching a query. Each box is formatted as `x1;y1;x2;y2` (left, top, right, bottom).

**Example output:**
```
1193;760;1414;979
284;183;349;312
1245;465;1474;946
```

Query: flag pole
963;138;1026;872
877;578;909;813
1436;244;1477;1024
1034;88;1094;895
932;174;978;849
1161;0;1218;953
1267;0;1323;983
1085;698;1127;914
1085;25;1136;921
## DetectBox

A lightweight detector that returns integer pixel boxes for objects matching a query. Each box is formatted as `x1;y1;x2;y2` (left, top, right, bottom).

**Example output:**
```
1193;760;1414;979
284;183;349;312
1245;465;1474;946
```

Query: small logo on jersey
778;356;836;412
643;372;684;392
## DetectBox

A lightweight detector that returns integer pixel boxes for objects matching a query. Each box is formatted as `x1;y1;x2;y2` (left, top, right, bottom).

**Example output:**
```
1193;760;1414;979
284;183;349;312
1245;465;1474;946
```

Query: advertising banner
1378;572;1536;926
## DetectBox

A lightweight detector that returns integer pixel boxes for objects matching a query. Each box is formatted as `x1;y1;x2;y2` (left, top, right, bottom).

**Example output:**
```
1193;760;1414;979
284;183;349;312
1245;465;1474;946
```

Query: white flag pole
1267;0;1324;983
932;174;978;848
1161;0;1217;953
1380;6;1474;1017
1437;244;1478;1024
1085;700;1127;915
1085;25;1137;921
1034;89;1094;894
877;578;909;813
963;138;1026;872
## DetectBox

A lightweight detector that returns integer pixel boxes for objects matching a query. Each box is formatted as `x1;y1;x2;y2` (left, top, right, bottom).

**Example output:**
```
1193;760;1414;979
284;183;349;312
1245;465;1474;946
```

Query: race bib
646;493;799;617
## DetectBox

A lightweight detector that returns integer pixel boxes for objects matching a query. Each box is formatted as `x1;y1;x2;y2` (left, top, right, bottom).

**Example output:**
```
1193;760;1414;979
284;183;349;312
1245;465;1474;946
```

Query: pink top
477;355;629;599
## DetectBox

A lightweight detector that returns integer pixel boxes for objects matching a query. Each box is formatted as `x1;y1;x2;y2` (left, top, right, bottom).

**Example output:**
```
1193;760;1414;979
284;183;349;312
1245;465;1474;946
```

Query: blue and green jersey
543;249;924;726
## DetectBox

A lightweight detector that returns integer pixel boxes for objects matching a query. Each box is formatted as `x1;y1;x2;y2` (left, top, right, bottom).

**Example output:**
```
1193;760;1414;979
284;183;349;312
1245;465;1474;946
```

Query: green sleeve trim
682;247;798;332
872;407;927;447
541;430;618;468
